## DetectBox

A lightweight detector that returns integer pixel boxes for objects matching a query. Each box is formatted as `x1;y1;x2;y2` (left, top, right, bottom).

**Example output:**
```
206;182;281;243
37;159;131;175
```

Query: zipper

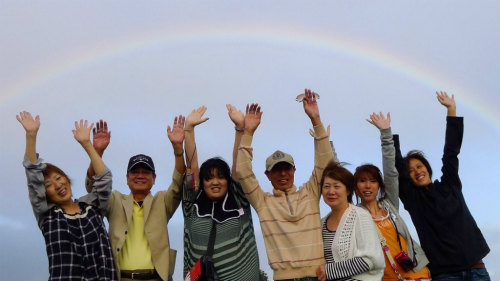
284;191;294;215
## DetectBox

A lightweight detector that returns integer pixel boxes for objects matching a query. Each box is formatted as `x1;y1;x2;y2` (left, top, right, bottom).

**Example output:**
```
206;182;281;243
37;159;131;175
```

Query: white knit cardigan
322;204;385;281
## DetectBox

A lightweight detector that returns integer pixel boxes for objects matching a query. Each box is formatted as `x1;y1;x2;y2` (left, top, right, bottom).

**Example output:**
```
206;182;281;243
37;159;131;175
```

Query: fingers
303;88;319;103
74;120;93;130
246;103;261;114
173;115;185;128
309;128;315;137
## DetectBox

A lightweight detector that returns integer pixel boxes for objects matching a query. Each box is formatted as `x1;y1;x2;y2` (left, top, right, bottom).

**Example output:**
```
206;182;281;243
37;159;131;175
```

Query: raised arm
367;112;399;209
236;103;265;209
184;106;209;187
167;115;186;175
16;111;40;163
437;91;463;187
301;89;334;198
227;104;244;176
86;120;110;178
73;120;106;176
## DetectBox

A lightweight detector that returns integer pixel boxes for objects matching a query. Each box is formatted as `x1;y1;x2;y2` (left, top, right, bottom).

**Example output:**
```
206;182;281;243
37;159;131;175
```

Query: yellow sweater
237;123;336;280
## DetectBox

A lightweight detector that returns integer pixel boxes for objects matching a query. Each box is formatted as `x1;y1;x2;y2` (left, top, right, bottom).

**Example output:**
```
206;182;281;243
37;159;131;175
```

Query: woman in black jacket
394;91;490;281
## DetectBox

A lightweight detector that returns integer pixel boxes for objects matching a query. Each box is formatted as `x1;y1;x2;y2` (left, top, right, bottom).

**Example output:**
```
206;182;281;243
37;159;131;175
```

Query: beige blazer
106;170;183;281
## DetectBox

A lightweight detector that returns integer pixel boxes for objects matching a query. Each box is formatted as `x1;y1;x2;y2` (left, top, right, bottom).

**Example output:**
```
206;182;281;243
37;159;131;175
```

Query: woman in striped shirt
182;105;262;281
317;162;384;281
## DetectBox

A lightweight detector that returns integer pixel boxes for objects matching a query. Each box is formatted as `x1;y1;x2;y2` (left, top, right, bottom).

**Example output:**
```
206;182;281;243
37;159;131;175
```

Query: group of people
18;89;490;281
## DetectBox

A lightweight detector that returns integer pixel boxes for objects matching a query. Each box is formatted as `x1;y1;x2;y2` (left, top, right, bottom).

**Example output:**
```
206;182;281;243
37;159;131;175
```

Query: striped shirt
182;179;261;281
322;223;368;281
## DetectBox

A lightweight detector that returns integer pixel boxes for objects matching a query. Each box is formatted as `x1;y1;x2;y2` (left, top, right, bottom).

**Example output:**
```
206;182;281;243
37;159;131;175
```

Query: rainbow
3;25;498;127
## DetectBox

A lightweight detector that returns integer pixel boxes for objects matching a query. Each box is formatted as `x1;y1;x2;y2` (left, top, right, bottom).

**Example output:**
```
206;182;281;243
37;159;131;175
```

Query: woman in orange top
354;112;430;281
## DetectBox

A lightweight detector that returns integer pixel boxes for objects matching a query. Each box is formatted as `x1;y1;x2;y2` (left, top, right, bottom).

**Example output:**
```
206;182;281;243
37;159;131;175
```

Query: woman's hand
226;104;244;129
366;112;391;130
316;265;327;281
436;91;456;116
73;120;94;145
16;111;40;135
185;105;209;130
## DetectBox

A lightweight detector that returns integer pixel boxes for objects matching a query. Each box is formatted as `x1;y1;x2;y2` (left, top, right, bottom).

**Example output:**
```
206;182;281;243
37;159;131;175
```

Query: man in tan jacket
86;118;185;281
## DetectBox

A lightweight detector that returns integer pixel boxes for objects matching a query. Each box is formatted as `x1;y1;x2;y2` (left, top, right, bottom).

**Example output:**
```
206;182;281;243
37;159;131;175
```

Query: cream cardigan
322;204;385;281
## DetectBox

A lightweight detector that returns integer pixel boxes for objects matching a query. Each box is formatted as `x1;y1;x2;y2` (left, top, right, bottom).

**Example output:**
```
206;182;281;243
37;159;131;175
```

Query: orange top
375;215;431;281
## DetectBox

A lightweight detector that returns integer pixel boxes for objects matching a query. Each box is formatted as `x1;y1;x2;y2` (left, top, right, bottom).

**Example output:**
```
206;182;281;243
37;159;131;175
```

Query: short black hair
404;150;433;179
199;157;231;190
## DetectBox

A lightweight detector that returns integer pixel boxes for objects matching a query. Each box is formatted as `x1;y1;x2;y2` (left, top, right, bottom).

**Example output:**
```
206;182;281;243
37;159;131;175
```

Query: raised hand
366;112;391;130
436;91;455;108
185;106;209;130
226;104;244;129
243;103;263;135
436;91;456;117
72;120;94;145
92;120;111;154
167;115;185;145
302;88;321;125
16;111;40;135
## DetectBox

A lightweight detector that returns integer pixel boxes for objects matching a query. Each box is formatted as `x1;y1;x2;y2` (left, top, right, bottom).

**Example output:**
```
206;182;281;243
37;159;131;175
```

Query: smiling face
407;158;432;187
44;172;73;205
202;169;229;201
356;173;380;204
322;176;350;211
127;165;156;199
265;162;296;191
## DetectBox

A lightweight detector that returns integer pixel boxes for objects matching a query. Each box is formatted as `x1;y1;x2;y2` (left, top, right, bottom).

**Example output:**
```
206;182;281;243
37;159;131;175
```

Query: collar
194;189;244;223
272;185;297;196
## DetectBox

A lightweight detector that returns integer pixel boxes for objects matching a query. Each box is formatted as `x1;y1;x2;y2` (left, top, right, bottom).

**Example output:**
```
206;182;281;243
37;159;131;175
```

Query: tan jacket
106;169;183;281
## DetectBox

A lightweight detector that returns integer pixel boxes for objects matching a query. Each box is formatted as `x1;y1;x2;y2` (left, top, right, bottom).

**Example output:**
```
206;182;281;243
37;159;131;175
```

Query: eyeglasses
296;92;320;102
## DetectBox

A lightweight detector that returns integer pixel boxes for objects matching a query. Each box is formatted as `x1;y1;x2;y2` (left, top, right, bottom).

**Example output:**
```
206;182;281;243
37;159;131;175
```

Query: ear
152;174;157;184
265;171;271;181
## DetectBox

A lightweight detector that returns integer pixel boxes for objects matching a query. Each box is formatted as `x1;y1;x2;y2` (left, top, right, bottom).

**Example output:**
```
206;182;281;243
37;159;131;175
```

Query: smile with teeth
57;187;67;197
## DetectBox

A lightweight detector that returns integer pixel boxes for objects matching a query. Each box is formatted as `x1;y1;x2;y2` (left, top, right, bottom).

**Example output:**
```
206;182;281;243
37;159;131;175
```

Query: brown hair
354;164;385;202
43;163;72;186
320;161;354;203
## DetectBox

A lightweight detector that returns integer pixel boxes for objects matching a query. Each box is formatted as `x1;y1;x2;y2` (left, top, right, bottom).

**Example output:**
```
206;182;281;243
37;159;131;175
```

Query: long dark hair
199;157;231;190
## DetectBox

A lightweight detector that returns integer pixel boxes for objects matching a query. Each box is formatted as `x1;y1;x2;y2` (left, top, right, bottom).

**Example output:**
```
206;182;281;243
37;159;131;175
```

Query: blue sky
1;1;499;280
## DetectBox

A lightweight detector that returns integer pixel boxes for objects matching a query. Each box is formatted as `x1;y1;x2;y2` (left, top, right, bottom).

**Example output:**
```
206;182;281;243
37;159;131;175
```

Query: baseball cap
127;154;155;173
265;150;295;172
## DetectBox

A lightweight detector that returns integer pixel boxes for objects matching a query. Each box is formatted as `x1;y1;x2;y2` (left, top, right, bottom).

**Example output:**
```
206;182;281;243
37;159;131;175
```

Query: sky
1;1;499;280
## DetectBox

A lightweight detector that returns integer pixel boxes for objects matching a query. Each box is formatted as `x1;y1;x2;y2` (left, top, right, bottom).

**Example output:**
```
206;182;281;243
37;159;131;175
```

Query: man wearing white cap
237;89;338;281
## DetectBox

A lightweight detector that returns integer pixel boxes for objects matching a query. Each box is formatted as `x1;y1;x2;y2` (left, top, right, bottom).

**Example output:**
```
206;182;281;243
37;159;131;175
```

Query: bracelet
235;126;244;132
174;149;184;157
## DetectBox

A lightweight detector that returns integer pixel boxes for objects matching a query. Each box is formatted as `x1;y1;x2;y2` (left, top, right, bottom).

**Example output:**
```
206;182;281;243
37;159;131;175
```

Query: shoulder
352;205;373;221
